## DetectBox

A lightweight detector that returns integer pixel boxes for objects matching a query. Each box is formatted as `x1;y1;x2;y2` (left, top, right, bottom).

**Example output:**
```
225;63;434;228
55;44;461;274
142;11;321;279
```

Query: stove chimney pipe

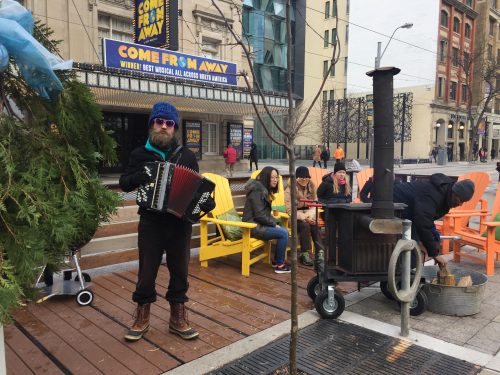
366;67;400;219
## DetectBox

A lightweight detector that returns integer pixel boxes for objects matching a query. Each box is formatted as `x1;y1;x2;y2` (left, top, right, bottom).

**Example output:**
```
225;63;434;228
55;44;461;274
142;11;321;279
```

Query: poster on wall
227;122;243;160
183;120;202;159
243;128;253;158
133;0;178;50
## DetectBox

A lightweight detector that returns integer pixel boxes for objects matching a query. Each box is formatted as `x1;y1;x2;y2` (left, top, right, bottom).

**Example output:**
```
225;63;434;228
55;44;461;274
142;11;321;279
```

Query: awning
89;86;288;115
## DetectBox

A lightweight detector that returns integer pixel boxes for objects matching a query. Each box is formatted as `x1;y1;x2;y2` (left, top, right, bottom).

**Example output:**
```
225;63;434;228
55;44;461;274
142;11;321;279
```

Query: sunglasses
153;118;176;127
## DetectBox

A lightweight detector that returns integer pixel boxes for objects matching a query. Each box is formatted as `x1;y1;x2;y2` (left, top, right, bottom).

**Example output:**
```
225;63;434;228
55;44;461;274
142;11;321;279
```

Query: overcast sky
347;0;439;93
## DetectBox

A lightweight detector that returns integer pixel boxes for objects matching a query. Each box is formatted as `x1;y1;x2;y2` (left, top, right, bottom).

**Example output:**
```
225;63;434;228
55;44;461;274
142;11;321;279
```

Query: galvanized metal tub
421;266;488;316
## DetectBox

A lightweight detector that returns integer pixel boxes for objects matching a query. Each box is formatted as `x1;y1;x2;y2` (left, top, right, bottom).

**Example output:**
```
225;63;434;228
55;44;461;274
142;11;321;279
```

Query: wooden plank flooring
5;256;358;374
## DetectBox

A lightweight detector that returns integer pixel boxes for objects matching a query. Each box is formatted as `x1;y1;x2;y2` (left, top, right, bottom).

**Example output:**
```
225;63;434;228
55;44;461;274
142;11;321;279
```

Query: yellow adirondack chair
199;173;271;277
435;171;490;254
452;182;500;275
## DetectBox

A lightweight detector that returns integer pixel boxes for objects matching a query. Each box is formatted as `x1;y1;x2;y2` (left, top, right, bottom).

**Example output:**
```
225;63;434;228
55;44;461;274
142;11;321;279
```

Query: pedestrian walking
312;145;322;168
320;146;330;169
223;143;237;177
249;142;259;172
431;147;438;163
334;145;345;162
491;148;497;160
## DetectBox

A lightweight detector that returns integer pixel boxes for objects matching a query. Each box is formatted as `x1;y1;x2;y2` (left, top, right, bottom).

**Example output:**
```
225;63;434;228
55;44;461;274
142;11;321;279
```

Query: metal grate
211;320;481;375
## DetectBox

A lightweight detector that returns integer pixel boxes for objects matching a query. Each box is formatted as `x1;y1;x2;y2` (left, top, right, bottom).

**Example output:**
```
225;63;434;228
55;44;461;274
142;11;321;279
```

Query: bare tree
459;42;500;161
210;0;341;372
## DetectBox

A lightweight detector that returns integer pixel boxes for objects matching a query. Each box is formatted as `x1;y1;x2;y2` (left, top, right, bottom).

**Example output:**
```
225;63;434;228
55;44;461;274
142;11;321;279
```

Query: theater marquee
103;39;238;86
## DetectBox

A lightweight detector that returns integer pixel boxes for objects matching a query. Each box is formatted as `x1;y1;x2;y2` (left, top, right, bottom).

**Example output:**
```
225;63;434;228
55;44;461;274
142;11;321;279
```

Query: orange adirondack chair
354;168;373;203
435;171;490;254
307;167;329;227
452;182;500;275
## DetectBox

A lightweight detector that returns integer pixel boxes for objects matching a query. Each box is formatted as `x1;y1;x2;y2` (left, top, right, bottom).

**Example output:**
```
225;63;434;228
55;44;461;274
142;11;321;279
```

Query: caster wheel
380;281;395;300
307;275;321;301
314;288;345;319
398;289;428;316
76;290;94;306
75;273;91;282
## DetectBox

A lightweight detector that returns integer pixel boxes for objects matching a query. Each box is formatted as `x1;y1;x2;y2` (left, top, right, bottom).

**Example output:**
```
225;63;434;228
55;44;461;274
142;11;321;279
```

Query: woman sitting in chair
317;162;352;204
243;166;291;274
285;166;321;266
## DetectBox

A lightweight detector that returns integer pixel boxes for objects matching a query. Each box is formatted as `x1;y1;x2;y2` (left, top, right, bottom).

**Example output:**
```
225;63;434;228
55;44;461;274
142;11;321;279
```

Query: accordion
136;162;215;223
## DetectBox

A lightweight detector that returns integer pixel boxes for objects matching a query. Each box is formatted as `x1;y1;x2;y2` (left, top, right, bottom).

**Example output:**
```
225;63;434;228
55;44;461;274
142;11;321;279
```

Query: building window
329;90;334;101
453;17;460;33
488;44;493;60
332;0;337;17
98;13;133;60
490;18;496;36
497;49;500;62
324;61;329;77
465;23;471;38
450;81;457;100
323;90;328;103
440;10;448;27
462;84;468;103
463;51;470;68
343;88;347;98
439;39;447;62
447;121;454;139
438;77;445;97
202;38;220;59
330;61;335;76
325;1;330;18
466;0;473;6
205;123;219;154
344;57;348;75
492;0;497;9
345;25;349;43
346;0;350;14
452;47;459;66
331;28;337;45
324;30;329;47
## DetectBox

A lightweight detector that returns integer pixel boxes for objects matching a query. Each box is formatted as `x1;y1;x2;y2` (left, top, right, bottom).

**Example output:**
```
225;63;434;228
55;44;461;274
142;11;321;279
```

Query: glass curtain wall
243;0;296;159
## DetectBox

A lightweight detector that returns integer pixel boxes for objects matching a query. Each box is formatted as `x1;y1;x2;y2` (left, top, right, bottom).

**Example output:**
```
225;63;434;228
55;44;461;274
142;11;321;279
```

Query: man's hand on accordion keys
131;170;150;187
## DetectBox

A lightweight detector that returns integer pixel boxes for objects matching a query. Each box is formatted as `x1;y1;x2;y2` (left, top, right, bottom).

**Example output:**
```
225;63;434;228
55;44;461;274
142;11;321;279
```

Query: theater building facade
21;0;291;172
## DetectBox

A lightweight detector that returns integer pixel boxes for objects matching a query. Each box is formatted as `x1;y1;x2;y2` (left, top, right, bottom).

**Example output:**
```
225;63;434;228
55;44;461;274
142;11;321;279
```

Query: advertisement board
133;0;178;49
227;122;243;160
243;128;253;158
183;120;202;159
103;39;237;86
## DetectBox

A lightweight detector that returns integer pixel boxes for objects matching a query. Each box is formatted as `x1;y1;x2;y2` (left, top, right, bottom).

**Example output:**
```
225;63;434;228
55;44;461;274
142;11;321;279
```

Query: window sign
183;120;202;159
227;122;244;160
243;128;253;158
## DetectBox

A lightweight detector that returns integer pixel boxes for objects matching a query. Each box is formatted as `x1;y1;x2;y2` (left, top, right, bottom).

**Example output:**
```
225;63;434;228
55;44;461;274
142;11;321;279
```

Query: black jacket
393;173;455;257
249;145;258;161
317;173;352;204
320;150;330;161
242;179;277;238
119;141;198;220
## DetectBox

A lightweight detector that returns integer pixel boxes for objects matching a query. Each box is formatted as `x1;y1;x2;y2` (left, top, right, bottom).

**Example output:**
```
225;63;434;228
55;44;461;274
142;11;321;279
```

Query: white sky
347;0;439;93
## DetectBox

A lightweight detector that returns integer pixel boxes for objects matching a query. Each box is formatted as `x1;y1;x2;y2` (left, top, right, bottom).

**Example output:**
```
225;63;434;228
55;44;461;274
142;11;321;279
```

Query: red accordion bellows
168;166;202;217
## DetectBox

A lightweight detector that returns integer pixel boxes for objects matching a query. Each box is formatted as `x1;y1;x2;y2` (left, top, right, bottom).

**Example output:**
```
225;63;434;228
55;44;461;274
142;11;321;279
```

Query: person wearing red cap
119;102;200;342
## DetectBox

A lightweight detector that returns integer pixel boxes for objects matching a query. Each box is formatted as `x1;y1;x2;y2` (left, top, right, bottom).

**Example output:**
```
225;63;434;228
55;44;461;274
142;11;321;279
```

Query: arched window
465;23;471;38
440;10;448;27
453;17;460;33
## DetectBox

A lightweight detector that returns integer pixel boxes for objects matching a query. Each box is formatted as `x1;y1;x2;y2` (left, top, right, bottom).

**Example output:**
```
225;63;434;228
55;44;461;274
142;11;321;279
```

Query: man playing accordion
119;102;200;342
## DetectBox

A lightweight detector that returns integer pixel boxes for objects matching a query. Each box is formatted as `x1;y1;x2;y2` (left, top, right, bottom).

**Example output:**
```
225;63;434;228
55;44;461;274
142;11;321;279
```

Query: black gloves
131;170;149;187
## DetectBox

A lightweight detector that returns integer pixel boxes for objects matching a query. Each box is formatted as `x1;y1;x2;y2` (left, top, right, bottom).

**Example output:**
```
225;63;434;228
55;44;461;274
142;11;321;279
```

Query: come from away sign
103;39;238;86
133;0;178;49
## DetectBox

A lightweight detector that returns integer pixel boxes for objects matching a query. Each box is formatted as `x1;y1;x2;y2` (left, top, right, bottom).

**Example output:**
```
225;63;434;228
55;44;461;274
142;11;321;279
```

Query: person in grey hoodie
242;166;291;273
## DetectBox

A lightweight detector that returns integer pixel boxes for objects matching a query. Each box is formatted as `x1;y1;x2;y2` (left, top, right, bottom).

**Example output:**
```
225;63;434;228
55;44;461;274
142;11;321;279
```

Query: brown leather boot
169;302;199;340
124;303;150;342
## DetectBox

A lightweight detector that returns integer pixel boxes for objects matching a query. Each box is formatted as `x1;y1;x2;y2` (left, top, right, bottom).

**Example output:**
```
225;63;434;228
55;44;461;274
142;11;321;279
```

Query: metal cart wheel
398;288;428;316
314;288;345;319
380;281;395;301
75;273;91;282
76;290;94;306
307;275;322;301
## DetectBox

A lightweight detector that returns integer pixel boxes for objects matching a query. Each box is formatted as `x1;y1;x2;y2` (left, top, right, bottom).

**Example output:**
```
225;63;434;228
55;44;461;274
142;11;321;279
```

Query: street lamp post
375;23;413;68
369;22;413;167
434;122;440;145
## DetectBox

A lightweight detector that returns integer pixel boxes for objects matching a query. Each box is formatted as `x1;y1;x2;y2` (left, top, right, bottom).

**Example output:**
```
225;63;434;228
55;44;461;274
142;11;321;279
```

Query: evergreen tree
0;20;121;323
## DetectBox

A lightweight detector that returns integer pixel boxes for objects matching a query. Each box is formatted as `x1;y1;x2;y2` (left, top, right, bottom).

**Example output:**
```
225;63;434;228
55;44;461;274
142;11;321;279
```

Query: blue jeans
259;226;289;264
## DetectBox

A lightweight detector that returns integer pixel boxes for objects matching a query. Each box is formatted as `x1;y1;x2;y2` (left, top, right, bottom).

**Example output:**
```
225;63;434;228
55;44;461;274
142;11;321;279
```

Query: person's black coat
119;140;198;220
249;144;258;161
242;179;277;238
320;150;330;162
393;173;455;257
317;173;352;204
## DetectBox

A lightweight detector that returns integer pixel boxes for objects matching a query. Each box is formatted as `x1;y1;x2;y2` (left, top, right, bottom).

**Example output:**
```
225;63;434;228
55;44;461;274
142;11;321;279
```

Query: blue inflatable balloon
0;43;8;72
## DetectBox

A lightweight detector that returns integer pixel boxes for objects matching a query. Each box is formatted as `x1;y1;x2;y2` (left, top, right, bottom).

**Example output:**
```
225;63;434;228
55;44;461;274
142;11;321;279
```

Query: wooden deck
4;256;357;374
